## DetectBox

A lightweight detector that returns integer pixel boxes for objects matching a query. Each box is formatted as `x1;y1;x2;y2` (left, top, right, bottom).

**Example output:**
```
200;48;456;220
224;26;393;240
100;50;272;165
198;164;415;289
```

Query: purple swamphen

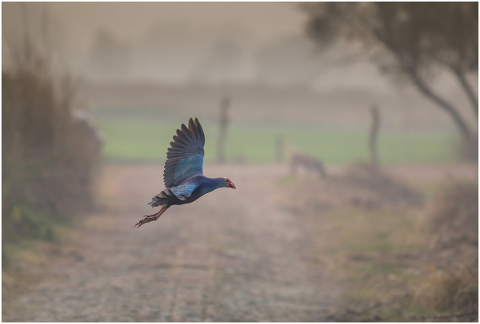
135;118;236;228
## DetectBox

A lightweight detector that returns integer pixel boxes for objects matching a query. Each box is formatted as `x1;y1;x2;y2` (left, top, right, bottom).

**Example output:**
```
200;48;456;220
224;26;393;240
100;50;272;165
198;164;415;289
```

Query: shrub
2;40;101;252
414;182;478;313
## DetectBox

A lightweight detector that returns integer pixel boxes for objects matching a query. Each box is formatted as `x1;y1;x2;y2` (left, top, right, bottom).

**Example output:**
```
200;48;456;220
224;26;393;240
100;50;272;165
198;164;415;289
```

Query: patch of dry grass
413;181;478;317
270;165;477;321
428;181;478;255
414;266;477;312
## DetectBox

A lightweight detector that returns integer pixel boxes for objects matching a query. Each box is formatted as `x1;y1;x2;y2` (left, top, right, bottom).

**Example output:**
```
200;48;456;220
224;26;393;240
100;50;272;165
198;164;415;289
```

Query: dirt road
3;164;339;321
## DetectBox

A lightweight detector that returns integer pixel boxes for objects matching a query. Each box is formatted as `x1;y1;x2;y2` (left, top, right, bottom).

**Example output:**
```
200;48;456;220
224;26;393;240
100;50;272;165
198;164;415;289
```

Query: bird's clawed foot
134;213;159;228
134;206;169;228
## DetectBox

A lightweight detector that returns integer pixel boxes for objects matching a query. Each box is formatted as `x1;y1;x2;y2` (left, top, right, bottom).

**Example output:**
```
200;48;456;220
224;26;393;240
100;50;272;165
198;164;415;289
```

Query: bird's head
223;177;236;189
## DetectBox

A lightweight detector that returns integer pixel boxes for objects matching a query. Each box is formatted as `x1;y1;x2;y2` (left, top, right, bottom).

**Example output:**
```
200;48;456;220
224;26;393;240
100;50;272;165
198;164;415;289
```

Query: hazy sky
2;2;474;131
3;2;321;84
3;2;471;96
5;2;306;54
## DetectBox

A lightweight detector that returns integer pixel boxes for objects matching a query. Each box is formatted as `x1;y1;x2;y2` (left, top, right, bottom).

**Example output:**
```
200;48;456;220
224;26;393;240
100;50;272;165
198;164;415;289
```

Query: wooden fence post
217;96;230;164
369;105;380;170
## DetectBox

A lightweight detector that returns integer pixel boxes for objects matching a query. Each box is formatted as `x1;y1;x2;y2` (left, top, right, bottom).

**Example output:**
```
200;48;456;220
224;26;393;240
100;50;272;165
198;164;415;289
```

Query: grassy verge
96;116;459;165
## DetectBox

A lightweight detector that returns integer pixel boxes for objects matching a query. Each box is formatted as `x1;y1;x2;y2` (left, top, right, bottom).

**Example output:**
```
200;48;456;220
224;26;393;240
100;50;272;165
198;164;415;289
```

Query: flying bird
135;118;236;228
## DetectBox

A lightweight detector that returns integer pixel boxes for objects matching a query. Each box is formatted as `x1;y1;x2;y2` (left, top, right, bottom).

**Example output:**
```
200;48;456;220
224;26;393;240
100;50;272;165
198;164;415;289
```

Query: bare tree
302;3;478;149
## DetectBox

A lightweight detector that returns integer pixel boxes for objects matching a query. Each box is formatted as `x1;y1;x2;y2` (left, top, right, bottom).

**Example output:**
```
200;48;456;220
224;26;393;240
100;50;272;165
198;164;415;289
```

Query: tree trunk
409;70;473;142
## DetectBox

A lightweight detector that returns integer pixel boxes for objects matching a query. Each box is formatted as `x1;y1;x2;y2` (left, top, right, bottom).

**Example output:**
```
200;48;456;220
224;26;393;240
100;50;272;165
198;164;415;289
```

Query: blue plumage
135;118;236;228
164;118;205;188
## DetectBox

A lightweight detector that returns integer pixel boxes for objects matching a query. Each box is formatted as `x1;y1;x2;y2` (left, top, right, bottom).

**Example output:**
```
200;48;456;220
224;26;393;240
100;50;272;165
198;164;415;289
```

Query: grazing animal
284;142;327;179
135;118;236;228
290;152;327;179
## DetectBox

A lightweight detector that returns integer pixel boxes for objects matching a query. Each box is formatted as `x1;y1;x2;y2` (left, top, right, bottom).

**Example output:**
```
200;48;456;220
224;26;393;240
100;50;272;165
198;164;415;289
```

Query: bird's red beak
226;178;236;189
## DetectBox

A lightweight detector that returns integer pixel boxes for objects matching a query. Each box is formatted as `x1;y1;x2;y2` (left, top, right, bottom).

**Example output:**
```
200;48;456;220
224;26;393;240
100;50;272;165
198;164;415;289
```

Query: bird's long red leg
135;205;170;228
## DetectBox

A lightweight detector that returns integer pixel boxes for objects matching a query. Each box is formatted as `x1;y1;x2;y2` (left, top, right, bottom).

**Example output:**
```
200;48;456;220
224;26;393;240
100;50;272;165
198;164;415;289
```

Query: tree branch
372;25;474;141
409;69;473;141
451;66;478;119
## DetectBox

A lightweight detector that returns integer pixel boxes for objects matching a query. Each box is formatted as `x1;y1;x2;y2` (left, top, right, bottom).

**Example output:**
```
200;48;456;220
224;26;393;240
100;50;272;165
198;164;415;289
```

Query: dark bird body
135;118;235;228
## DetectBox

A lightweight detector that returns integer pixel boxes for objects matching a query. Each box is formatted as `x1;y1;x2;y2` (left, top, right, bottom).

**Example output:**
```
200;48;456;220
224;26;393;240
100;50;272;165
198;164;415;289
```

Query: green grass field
96;116;460;166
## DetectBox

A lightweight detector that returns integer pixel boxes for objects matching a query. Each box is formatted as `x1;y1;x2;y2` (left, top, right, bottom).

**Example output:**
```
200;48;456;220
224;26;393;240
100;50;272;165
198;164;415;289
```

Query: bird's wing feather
163;118;205;188
169;182;200;201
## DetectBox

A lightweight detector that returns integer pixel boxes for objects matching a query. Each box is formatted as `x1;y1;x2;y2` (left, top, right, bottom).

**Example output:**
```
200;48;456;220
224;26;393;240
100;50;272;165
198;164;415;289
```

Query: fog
4;2;475;131
3;3;307;83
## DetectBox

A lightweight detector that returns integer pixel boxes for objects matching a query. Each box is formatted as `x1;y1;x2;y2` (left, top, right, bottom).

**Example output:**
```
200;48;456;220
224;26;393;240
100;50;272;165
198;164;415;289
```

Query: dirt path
3;164;339;321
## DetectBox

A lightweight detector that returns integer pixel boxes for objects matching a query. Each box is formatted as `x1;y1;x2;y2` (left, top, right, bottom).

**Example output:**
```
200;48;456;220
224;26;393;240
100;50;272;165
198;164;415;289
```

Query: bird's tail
148;189;176;207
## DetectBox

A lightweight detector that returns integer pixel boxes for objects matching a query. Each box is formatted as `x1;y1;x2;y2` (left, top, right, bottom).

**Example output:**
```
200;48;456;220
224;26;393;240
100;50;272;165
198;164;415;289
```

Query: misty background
3;2;475;130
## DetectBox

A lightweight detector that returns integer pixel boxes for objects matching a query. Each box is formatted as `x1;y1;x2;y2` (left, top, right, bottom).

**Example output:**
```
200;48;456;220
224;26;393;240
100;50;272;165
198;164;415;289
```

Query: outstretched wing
163;118;205;188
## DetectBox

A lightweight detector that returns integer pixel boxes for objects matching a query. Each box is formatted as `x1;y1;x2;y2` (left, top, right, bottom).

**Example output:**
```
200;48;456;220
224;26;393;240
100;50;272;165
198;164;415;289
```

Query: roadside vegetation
271;165;477;321
2;42;101;289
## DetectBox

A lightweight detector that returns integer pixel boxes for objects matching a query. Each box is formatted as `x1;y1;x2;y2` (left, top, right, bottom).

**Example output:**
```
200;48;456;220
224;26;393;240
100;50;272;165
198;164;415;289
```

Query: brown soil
2;164;340;321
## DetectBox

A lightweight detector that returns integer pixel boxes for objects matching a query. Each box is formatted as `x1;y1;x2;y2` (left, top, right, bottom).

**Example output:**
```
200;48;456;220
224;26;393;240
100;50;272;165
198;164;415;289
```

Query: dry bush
2;41;101;249
414;182;478;314
429;182;478;254
415;266;477;312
